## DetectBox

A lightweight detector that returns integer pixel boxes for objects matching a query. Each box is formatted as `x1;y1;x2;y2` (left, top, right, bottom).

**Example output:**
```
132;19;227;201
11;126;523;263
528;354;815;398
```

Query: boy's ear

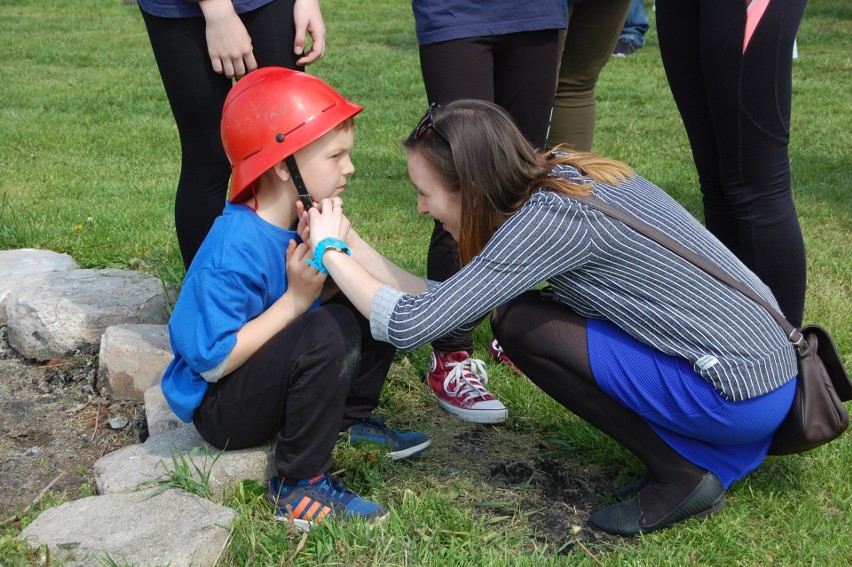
272;159;291;182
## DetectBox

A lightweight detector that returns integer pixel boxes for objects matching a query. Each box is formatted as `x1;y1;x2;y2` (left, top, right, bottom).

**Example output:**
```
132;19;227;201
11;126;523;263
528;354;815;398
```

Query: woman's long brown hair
403;100;633;264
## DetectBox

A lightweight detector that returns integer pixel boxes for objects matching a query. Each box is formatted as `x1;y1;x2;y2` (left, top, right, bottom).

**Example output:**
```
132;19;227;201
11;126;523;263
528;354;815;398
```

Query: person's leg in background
613;0;650;56
419;35;497;357
417;37;508;424
656;0;807;326
141;11;234;269
416;30;560;422
141;0;300;269
548;0;632;151
492;30;561;148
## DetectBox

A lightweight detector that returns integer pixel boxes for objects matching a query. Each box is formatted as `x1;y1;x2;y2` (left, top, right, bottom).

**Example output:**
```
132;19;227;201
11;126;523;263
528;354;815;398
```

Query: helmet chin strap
285;155;313;211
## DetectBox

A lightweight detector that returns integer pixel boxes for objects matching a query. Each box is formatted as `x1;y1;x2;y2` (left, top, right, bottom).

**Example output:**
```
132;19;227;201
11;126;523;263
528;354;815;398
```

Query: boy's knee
308;305;362;381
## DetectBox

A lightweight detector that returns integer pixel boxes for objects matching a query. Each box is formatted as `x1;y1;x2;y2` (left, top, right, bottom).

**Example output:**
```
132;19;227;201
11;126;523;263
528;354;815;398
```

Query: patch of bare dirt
0;327;146;524
457;427;627;551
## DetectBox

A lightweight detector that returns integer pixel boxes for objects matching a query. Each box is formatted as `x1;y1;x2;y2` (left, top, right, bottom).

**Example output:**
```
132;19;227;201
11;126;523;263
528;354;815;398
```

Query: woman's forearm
321;250;386;318
347;229;429;294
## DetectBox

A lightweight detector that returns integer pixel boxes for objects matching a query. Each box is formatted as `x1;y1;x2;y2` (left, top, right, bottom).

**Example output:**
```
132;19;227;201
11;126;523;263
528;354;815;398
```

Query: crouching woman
302;99;797;535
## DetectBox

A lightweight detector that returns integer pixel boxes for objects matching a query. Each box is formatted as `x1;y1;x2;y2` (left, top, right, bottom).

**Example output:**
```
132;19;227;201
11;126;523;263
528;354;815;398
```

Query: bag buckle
789;328;808;355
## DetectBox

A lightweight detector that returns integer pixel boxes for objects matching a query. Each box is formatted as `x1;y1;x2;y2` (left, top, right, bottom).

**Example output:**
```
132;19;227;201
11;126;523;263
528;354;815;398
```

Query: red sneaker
488;337;524;377
427;350;508;424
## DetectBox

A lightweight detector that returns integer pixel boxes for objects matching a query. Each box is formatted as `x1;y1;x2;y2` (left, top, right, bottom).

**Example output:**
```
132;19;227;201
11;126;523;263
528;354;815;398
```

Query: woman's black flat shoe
611;471;648;502
590;471;726;536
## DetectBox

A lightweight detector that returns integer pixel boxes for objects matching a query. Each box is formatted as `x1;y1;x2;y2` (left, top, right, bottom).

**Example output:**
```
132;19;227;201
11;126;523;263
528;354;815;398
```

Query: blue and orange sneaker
346;416;431;460
267;473;389;531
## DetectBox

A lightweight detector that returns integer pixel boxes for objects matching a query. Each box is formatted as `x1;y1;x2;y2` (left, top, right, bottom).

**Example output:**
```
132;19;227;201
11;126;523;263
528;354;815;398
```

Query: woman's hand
308;197;350;247
283;240;325;313
199;0;257;79
293;0;326;66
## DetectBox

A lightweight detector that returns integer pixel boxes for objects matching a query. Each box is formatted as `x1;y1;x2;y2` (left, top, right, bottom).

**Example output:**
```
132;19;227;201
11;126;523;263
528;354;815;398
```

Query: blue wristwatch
307;237;351;275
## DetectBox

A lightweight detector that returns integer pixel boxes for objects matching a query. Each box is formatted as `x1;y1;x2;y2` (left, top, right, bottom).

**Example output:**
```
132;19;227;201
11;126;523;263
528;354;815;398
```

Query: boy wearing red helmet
161;68;430;531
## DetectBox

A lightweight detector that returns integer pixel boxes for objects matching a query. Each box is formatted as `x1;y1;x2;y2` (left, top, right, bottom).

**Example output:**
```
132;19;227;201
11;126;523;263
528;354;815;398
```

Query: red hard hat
221;67;363;204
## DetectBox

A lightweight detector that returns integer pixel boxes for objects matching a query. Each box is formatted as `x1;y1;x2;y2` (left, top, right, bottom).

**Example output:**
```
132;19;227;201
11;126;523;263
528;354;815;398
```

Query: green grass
1;0;851;565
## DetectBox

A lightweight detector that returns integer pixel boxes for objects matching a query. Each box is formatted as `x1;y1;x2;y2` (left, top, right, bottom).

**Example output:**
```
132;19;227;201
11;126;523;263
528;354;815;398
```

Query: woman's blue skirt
587;318;796;488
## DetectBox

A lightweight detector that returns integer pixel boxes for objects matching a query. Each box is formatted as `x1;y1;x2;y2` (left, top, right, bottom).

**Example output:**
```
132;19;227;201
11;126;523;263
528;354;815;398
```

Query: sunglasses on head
411;102;449;144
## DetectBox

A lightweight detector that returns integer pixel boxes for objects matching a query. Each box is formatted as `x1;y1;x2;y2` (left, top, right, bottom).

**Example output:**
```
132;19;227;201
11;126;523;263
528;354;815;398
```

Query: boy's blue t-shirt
137;0;274;19
412;0;567;45
162;202;317;422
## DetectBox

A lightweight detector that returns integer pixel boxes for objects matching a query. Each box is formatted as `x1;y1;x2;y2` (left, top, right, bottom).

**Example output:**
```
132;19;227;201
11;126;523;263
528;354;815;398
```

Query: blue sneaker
267;473;389;531
346;416;431;460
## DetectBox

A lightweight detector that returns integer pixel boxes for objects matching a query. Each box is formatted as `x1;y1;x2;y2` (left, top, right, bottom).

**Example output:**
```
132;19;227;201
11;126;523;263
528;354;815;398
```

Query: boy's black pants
193;296;395;480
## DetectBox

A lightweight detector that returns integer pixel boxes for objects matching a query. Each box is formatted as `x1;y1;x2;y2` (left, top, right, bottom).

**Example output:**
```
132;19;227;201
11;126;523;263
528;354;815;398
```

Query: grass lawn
1;0;850;565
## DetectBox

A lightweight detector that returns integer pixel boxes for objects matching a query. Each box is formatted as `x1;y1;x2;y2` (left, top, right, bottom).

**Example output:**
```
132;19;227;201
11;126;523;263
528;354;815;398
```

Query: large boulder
0;249;78;326
94;425;275;501
19;489;235;567
6;268;169;360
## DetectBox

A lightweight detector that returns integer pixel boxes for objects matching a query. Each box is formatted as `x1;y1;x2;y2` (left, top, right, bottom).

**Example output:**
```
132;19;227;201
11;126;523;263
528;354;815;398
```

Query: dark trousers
656;0;808;326
193;296;395;480
549;0;632;151
141;0;300;269
418;30;560;352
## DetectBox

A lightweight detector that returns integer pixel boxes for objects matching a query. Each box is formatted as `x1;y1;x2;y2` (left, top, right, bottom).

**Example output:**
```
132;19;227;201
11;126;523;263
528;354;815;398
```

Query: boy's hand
284;240;325;313
295;200;313;245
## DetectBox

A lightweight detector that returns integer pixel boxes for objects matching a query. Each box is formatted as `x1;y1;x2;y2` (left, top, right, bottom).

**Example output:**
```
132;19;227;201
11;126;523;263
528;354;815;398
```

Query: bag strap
570;194;804;349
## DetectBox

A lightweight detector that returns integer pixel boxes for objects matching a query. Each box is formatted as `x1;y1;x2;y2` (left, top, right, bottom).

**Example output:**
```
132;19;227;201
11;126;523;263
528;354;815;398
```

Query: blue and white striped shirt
371;165;798;402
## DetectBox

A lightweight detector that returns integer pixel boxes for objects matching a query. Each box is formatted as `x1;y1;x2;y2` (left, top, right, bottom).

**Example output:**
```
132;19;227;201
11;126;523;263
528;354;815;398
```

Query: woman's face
407;150;462;240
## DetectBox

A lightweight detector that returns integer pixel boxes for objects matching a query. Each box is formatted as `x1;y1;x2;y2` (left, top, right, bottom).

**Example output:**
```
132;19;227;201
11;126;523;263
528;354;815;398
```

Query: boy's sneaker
426;349;508;424
346;416;432;460
612;40;637;57
267;473;389;531
488;336;524;377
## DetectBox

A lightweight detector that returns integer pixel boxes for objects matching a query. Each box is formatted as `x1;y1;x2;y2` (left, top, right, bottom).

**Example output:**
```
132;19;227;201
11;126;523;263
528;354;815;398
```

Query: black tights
492;291;706;523
141;0;300;269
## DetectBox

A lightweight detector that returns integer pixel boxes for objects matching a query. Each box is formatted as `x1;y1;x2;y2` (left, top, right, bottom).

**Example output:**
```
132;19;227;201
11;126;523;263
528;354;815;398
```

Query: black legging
141;0;300;269
418;30;559;352
656;0;808;327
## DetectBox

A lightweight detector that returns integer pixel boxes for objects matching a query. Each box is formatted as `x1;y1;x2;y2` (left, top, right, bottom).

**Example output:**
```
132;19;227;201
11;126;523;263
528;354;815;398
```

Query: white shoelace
443;357;491;402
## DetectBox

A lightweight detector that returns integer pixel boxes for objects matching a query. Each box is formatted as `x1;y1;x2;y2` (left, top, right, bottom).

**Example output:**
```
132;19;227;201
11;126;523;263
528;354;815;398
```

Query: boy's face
292;127;355;204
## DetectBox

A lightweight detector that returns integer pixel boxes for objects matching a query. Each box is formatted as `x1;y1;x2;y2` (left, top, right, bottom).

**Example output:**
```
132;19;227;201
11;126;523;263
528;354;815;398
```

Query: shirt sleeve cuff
200;354;230;383
370;284;407;343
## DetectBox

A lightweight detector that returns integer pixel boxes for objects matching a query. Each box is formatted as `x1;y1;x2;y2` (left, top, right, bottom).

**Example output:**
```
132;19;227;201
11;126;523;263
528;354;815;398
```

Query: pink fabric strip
744;0;771;53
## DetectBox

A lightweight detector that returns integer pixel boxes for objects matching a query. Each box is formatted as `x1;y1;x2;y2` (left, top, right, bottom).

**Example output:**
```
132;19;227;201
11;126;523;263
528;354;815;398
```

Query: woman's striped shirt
371;165;798;401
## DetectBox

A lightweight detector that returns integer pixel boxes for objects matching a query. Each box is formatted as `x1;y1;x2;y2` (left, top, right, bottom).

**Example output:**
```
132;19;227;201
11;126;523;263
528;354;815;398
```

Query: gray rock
94;426;275;501
107;416;129;430
19;489;235;567
144;383;193;437
99;324;172;400
0;249;77;326
6;268;169;360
